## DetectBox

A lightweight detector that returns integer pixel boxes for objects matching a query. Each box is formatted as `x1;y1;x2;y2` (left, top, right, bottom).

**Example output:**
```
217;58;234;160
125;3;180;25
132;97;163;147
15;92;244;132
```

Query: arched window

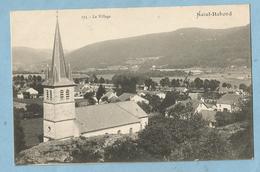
129;128;133;134
66;89;70;100
60;90;64;100
49;90;52;100
46;90;49;100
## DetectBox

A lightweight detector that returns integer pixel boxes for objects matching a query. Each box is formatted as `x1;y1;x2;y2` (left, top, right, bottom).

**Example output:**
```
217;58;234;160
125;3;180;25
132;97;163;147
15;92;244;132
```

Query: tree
208;79;220;91
239;83;247;92
167;102;194;120
160;77;170;87
28;74;33;82
36;75;42;82
138;113;205;160
96;85;106;103
222;82;228;88
226;83;232;89
84;91;95;99
144;78;157;90
143;94;162;112
171;78;180;87
105;137;143;162
72;139;103;162
14;108;26;155
112;74;138;95
99;77;105;84
160;91;177;112
170;130;230;160
194;77;203;89
138;122;174;159
203;79;210;91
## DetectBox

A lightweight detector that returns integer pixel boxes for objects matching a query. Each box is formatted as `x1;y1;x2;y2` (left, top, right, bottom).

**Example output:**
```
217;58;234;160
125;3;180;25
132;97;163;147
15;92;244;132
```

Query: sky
11;4;250;51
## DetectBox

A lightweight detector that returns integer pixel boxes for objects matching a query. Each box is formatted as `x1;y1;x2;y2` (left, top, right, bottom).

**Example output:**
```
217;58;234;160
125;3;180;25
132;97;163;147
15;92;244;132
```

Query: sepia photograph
11;4;253;164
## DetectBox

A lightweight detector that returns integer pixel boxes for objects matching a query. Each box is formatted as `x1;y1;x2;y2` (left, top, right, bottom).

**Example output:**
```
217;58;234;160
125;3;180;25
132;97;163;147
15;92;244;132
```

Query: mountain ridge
12;25;251;72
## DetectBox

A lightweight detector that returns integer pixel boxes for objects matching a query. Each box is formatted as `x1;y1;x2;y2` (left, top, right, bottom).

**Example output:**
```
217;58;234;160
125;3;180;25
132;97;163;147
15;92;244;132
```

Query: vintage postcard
11;4;253;164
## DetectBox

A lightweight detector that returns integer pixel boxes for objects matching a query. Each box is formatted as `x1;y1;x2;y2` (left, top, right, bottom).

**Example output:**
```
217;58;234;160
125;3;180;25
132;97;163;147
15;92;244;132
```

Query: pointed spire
68;63;72;80
43;12;75;86
45;64;49;80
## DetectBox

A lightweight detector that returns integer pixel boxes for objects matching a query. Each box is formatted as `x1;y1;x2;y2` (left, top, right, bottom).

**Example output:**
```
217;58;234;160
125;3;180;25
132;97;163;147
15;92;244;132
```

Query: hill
68;25;251;70
12;47;51;72
12;25;251;72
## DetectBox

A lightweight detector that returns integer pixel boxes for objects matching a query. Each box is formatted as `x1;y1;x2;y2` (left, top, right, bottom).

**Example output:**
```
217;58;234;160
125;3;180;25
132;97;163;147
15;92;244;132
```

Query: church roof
43;17;74;87
75;101;148;134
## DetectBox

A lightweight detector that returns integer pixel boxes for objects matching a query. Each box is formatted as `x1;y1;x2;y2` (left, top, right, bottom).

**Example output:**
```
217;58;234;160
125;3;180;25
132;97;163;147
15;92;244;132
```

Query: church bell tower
42;14;76;142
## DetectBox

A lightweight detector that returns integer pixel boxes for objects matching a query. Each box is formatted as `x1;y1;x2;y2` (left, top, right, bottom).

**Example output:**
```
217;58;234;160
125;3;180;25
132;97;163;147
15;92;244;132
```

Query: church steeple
43;12;74;86
43;11;76;142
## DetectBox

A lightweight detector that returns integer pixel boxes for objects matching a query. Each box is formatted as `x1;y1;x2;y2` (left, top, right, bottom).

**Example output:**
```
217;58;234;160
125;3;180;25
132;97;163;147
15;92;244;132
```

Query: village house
74;84;85;99
42;18;148;142
188;89;205;100
199;110;217;128
72;73;89;84
218;86;235;94
100;91;119;103
118;93;149;104
17;87;39;99
174;87;188;93
137;90;166;99
195;101;217;113
165;99;201;118
17;91;24;99
216;93;241;112
165;98;217;128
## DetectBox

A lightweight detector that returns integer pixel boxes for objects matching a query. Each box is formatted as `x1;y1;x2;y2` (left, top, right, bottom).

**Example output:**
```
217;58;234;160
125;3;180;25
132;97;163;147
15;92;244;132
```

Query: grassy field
97;68;252;87
14;98;43;105
21;118;43;148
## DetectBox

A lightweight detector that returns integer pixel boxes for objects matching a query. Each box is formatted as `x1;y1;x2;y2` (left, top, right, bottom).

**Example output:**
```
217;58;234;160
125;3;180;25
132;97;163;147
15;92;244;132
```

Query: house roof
137;90;165;96
166;99;201;112
102;91;117;99
203;103;216;108
20;87;38;94
174;87;188;92
189;89;205;93
74;84;84;92
75;101;147;134
200;110;217;122
217;93;240;105
118;93;135;101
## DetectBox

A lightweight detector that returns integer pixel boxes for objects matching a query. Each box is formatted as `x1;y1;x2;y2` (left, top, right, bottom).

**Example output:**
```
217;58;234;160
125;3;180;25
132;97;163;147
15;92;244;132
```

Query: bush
138;124;174;159
72;140;103;162
104;137;140;162
216;111;247;127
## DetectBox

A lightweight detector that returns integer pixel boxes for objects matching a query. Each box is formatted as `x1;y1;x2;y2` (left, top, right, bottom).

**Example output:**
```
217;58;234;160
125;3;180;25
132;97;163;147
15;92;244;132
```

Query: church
42;16;148;142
